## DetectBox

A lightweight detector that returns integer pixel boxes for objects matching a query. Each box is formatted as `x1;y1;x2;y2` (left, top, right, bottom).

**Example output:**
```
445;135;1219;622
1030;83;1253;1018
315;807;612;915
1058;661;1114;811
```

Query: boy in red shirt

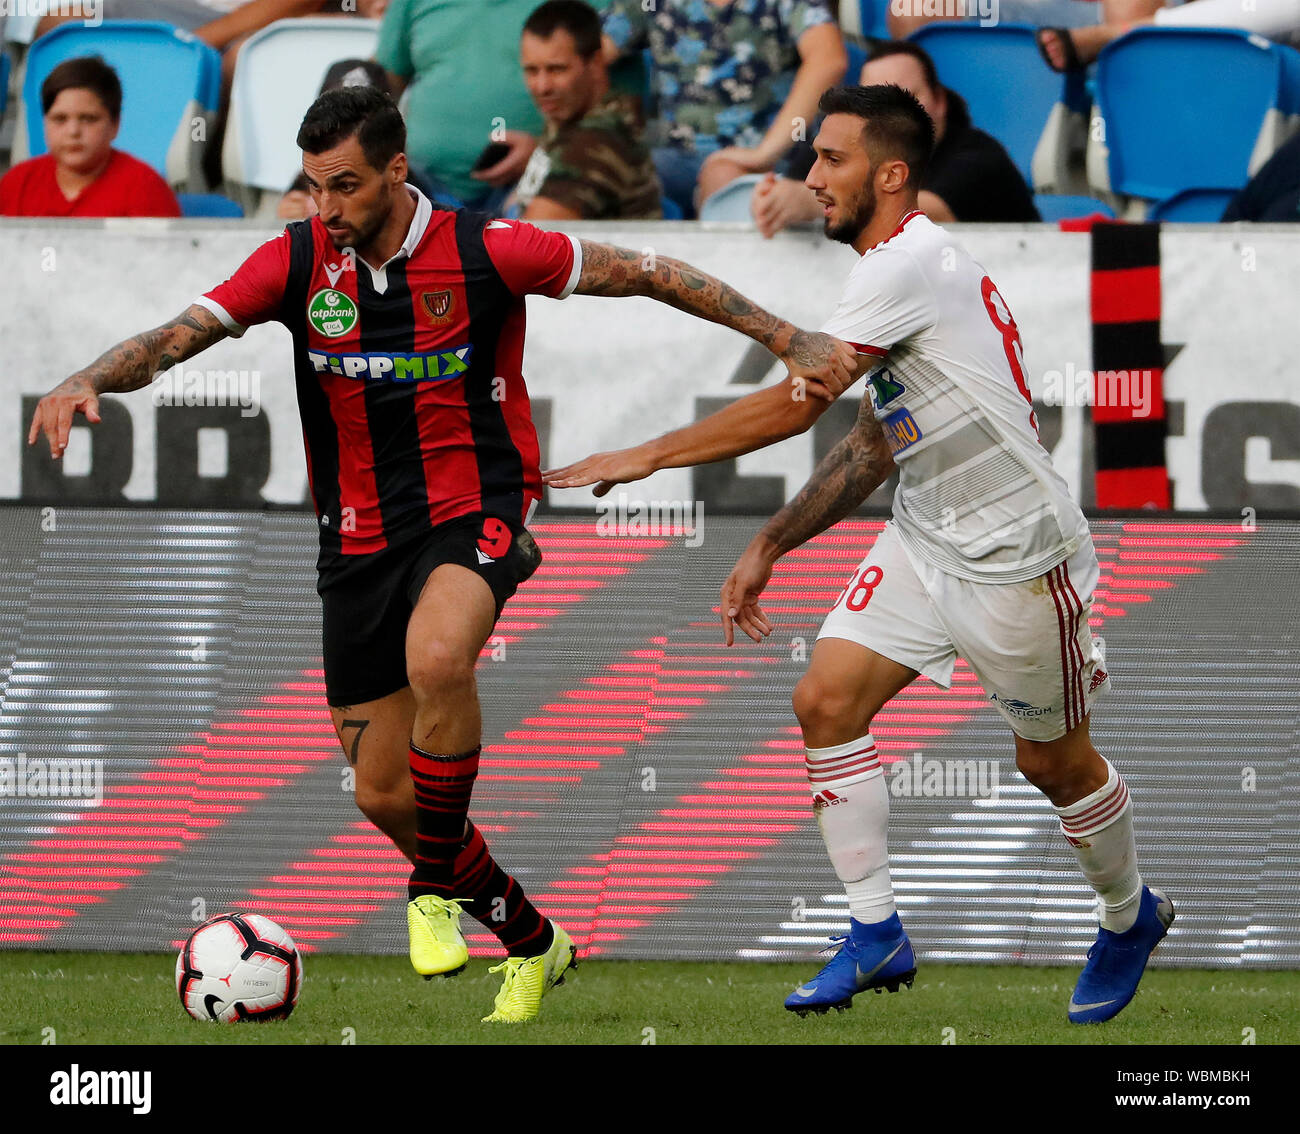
0;56;181;218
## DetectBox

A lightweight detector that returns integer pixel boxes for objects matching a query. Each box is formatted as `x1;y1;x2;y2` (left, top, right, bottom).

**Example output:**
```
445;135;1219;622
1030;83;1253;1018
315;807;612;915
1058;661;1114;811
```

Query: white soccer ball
176;913;304;1022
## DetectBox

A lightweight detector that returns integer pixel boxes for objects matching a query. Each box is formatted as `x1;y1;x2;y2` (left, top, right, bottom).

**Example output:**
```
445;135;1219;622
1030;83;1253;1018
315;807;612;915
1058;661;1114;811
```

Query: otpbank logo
306;346;474;383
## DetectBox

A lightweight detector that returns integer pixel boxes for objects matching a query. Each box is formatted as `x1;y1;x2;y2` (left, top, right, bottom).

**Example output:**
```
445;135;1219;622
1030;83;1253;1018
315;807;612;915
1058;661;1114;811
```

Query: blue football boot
785;913;916;1015
1068;885;1175;1024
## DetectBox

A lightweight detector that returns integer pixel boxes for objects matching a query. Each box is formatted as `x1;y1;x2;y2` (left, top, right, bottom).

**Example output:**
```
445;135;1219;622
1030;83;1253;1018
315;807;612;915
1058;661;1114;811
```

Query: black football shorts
319;512;542;707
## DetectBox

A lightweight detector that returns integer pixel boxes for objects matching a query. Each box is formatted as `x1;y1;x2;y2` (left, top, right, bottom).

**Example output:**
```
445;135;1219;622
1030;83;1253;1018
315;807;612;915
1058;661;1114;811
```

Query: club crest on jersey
422;290;454;323
881;407;923;455
306;346;473;383
308;288;359;338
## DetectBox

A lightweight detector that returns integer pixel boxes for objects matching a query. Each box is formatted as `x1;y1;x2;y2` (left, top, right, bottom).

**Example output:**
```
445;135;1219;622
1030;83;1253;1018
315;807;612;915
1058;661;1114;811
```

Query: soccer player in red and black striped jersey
28;85;858;1023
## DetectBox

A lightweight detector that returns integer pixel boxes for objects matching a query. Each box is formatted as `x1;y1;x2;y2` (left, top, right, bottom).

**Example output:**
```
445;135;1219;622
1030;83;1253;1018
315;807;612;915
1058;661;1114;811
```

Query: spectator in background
751;42;1039;235
0;56;181;217
1036;0;1300;71
1222;132;1300;222
376;0;545;208
510;1;661;220
601;0;847;218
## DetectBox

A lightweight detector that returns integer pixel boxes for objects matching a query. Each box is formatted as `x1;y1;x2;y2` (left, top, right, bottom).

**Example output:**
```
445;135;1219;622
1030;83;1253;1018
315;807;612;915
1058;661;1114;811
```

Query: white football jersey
820;210;1090;583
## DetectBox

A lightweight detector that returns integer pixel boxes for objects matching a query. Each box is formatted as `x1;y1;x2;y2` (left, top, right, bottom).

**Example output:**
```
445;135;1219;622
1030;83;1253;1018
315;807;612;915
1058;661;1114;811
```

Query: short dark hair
41;56;122;121
818;84;935;187
296;85;405;172
523;0;602;58
864;39;942;95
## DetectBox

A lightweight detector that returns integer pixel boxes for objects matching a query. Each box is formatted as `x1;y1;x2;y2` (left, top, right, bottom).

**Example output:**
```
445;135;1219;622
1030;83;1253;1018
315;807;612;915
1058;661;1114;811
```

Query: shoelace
487;956;535;1011
813;934;863;963
412;896;472;937
488;956;528;979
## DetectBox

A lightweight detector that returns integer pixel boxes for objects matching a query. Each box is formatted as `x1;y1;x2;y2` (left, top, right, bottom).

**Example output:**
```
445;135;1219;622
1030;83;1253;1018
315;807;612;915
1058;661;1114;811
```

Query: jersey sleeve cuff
556;233;583;299
194;296;246;338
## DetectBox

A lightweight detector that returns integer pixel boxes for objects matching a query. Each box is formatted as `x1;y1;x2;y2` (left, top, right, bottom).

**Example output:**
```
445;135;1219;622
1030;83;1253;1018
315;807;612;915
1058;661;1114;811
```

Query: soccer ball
176;913;304;1022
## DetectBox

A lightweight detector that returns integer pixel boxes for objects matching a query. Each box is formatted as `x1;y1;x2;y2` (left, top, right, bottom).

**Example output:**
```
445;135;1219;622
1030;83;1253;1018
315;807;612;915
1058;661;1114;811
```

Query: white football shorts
817;522;1109;741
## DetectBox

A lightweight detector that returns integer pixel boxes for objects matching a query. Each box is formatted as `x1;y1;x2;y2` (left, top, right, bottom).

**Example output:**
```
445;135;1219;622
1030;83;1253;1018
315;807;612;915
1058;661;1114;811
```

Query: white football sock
1054;758;1143;933
805;733;895;924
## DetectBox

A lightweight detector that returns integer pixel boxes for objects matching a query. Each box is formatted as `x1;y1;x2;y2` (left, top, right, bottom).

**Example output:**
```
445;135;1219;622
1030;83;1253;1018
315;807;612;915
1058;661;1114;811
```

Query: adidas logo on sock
812;790;846;810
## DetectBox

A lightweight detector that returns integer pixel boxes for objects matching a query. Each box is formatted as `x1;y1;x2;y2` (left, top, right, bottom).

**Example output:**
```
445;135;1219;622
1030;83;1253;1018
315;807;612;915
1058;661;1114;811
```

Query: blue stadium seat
858;0;893;41
0;51;9;119
177;192;245;218
909;23;1088;190
1033;193;1116;221
15;22;220;191
1148;187;1238;223
698;173;765;223
222;17;381;214
1091;28;1300;204
659;194;683;220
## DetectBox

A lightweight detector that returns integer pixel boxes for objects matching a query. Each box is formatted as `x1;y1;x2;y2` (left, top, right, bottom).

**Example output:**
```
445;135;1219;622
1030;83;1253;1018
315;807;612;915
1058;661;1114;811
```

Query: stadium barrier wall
0;507;1296;967
1;220;1299;513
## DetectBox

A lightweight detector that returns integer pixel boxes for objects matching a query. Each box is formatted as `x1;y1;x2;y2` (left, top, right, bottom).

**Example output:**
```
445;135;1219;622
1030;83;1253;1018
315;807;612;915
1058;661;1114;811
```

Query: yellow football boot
481;922;577;1023
407;895;470;978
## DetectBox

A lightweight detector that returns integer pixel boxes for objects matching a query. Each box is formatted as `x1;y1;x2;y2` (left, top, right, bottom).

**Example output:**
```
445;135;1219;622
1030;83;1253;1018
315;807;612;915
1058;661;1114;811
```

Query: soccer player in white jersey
545;84;1174;1024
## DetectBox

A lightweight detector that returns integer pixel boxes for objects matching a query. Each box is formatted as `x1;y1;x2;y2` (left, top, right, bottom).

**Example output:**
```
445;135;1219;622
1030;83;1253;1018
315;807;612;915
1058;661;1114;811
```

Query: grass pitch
1;951;1296;1045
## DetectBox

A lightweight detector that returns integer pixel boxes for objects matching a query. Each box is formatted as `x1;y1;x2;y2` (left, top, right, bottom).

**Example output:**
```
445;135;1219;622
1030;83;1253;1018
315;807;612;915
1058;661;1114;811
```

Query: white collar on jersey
358;183;433;295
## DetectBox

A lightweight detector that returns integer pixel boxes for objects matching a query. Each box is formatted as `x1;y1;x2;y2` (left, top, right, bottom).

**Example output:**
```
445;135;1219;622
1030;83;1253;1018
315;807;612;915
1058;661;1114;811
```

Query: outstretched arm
721;393;896;645
574;241;858;395
28;304;229;458
543;362;868;496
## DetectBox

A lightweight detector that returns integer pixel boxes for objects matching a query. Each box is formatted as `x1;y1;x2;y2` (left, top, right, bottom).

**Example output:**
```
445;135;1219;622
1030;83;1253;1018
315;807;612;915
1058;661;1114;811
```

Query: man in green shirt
376;0;544;206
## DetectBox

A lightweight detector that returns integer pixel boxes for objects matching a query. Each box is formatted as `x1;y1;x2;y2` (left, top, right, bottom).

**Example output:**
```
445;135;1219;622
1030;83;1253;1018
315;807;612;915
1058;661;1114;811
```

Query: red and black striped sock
408;742;481;899
452;821;554;958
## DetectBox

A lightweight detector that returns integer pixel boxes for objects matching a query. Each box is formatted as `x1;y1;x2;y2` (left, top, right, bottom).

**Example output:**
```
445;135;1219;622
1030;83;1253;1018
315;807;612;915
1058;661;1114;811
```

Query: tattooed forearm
68;306;227;396
760;398;895;554
576;240;794;354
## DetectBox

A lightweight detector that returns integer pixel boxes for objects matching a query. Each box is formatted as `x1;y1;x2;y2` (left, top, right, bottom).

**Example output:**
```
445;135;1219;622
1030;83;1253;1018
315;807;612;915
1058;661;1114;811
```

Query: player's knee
354;780;412;837
1014;741;1075;796
792;672;870;738
406;640;476;703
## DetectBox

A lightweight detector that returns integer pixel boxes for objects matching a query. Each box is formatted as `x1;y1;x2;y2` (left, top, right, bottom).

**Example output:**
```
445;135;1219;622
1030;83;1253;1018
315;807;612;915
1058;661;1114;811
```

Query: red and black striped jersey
196;186;581;572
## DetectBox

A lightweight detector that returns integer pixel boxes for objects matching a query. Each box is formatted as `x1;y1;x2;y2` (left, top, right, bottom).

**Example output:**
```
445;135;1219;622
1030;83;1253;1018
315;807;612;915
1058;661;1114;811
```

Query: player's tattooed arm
720;398;894;644
28;305;229;458
76;305;228;395
757;394;896;557
574;240;857;399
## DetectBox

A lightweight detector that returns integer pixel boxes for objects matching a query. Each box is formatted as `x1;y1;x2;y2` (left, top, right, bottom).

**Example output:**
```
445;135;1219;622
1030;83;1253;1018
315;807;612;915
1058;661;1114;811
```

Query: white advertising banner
2;219;1298;512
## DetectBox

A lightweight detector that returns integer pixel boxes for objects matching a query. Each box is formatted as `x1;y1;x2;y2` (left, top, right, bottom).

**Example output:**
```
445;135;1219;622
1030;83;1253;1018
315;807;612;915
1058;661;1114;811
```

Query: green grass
1;952;1295;1045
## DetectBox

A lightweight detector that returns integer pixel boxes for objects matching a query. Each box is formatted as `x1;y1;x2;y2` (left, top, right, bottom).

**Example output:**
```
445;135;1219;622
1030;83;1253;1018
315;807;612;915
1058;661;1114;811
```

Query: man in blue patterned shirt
601;0;846;217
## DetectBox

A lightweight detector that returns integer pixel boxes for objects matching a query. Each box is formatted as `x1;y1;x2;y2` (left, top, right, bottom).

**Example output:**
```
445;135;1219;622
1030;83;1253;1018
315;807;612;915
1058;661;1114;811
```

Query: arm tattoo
69;306;227;397
760;396;896;554
576;240;793;354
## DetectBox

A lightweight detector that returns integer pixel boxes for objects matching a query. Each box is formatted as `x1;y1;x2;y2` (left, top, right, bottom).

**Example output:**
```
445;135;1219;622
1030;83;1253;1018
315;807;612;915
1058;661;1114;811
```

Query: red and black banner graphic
1090;223;1171;508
